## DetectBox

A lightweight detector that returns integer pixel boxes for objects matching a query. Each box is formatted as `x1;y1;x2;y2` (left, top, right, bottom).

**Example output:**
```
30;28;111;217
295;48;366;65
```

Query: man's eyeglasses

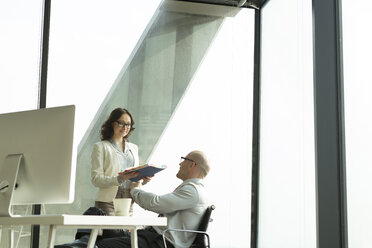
180;156;196;164
115;121;132;128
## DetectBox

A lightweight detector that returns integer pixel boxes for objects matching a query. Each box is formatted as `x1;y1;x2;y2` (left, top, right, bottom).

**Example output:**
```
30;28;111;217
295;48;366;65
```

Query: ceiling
174;0;269;9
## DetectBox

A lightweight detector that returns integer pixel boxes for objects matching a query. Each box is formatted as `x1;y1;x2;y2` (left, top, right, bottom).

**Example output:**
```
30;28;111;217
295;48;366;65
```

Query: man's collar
182;177;203;184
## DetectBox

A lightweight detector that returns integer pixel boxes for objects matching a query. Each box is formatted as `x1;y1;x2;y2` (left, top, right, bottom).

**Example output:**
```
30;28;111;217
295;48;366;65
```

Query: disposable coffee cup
113;198;131;216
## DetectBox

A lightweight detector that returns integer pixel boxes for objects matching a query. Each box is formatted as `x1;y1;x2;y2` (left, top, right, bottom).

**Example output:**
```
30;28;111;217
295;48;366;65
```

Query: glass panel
0;0;42;114
0;1;42;247
46;0;162;145
342;2;372;247
147;10;254;247
44;0;162;245
46;3;254;247
259;0;316;247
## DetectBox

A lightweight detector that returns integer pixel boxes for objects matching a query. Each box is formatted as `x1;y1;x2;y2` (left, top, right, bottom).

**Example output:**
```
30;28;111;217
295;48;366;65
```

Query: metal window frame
31;0;51;247
250;8;261;248
312;0;348;247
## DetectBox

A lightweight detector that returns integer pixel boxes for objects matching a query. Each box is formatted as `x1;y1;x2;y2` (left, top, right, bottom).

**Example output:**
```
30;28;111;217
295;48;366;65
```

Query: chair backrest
191;205;215;246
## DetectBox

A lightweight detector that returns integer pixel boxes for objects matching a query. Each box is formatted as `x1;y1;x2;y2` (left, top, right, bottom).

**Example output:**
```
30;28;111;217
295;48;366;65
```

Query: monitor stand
0;154;23;217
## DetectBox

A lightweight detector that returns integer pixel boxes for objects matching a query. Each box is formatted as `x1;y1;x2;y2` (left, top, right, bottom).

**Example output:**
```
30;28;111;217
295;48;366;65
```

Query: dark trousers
96;229;174;248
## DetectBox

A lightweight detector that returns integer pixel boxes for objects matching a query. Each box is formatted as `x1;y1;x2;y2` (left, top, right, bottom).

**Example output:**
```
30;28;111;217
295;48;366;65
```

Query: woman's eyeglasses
115;121;132;128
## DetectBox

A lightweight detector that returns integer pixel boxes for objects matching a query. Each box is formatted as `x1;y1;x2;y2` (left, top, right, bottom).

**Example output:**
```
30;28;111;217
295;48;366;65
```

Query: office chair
162;205;215;248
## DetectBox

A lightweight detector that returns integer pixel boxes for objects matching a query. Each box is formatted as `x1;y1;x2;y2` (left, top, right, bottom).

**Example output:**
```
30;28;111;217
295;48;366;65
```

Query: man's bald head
187;150;210;179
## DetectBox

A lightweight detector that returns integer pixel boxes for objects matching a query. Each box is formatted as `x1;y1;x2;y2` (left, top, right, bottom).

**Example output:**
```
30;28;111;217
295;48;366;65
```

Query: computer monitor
0;105;76;217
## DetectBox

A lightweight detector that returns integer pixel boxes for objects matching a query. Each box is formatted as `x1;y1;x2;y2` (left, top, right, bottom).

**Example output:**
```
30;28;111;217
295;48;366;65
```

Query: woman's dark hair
100;108;135;141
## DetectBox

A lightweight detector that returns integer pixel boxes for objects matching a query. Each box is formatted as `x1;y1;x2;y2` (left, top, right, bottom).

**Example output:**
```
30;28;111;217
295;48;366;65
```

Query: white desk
0;215;167;248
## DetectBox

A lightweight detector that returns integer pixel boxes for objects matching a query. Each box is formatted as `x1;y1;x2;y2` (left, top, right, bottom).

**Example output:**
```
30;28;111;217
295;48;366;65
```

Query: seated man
96;150;210;248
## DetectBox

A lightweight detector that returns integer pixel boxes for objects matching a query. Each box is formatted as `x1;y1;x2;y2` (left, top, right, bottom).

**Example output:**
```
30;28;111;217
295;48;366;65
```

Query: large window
0;0;42;113
0;1;43;247
259;0;316;247
46;0;161;145
0;2;255;247
146;10;254;247
343;2;372;247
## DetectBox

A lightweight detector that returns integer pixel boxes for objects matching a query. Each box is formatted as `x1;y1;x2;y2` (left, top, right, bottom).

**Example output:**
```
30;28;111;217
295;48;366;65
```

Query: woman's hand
119;171;139;182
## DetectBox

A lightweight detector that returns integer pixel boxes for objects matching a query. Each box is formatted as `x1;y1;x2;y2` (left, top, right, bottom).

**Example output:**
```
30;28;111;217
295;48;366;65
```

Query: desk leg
130;228;138;248
47;225;57;248
87;228;99;248
8;227;14;248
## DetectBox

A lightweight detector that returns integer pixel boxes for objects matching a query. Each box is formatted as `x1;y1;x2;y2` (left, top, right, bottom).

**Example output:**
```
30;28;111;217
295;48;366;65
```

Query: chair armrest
161;229;210;248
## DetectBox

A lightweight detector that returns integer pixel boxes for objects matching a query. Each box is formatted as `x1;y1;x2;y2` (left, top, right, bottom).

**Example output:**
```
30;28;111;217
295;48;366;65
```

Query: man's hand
130;180;142;190
141;175;154;185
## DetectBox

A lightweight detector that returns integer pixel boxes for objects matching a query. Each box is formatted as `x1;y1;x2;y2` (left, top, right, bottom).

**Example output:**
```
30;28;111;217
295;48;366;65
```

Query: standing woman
91;108;139;216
